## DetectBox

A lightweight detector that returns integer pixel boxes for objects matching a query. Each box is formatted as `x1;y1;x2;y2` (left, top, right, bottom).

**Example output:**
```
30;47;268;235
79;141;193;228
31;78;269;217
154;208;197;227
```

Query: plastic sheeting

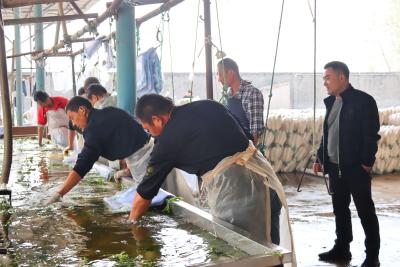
201;141;296;266
125;138;154;185
104;186;173;213
93;95;117;109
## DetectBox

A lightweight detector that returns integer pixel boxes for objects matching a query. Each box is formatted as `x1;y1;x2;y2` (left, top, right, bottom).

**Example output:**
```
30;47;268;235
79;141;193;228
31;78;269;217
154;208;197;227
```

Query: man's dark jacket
317;84;380;173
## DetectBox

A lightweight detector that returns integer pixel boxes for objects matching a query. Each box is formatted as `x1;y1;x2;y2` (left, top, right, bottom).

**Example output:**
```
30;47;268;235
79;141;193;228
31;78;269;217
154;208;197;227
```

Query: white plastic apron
201;141;297;266
94;95;117;109
46;108;69;147
125;138;154;185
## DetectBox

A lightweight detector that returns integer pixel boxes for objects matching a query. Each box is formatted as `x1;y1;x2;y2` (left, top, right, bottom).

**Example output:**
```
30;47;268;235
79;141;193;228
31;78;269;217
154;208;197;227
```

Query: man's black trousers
327;162;380;259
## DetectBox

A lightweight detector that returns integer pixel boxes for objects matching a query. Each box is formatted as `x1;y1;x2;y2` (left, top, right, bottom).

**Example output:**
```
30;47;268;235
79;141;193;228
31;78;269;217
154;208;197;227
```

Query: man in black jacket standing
313;61;381;267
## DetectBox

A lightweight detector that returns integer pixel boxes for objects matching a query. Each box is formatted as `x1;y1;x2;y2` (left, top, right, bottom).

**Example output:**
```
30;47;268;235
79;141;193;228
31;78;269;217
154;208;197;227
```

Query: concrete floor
280;172;400;267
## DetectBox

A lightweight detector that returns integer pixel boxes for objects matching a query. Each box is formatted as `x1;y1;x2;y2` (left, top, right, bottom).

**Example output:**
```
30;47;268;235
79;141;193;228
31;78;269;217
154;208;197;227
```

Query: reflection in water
0;138;247;266
38;157;49;181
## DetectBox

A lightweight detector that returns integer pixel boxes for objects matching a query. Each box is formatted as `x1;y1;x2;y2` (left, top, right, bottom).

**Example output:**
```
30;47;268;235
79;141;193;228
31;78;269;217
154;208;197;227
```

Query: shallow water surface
0;138;247;266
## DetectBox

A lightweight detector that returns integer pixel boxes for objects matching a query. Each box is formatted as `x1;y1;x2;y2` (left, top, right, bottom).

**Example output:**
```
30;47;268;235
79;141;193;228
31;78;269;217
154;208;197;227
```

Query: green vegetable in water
82;256;89;264
83;176;107;186
0;201;11;210
109;252;136;267
208;245;229;257
162;197;183;214
108;252;158;267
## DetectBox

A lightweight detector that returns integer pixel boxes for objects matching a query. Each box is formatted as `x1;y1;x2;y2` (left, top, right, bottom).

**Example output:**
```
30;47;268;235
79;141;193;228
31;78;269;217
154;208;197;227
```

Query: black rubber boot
318;244;352;262
361;257;380;267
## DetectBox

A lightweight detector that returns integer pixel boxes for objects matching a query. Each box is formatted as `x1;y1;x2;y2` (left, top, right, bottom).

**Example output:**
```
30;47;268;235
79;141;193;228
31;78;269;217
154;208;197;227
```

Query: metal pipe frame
203;0;213;100
136;0;185;27
4;13;98;26
2;0;75;8
33;0;123;60
14;7;23;125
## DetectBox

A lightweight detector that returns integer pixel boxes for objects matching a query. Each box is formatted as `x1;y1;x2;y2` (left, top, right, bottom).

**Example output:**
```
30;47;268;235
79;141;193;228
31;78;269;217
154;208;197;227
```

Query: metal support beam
4;13;98;26
14;7;23;125
116;1;136;114
58;2;69;39
54;21;60;46
34;4;45;92
42;51;74;57
2;0;75;8
7;50;43;58
71;48;84;57
34;0;123;60
68;0;91;26
70;37;94;43
203;0;213;100
0;11;13;185
71;56;76;96
136;0;185;27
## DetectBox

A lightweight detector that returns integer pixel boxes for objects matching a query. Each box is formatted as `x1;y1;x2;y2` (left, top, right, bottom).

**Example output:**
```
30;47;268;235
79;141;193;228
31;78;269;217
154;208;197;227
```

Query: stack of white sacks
263;109;324;173
264;107;400;174
374;107;400;174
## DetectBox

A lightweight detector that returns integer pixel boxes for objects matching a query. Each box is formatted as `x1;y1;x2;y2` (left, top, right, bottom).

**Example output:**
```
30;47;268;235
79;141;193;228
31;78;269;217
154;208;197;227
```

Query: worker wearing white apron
46;108;69;147
129;95;296;265
46;96;153;204
33;91;75;147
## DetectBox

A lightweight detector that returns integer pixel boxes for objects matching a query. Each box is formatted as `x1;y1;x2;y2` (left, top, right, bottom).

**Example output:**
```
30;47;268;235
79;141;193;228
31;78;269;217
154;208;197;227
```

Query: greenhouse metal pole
203;0;213;100
14;7;23;125
34;4;45;92
71;56;76;96
116;1;136;114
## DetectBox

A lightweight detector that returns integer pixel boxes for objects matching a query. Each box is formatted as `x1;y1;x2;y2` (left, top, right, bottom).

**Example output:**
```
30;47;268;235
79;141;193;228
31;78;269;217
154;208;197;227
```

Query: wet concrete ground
279;172;400;267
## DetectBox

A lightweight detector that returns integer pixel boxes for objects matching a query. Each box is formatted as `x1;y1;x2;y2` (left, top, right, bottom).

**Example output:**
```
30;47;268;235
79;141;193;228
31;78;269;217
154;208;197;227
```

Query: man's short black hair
136;94;174;124
33;91;49;102
77;87;85;96
87;84;107;99
66;96;93;112
217;58;240;76
84;77;100;91
324;61;350;80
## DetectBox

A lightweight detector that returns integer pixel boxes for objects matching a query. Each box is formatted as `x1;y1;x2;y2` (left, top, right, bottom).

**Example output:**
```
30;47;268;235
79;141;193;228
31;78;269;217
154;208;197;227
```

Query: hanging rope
312;0;317;158
188;0;202;102
259;0;286;155
163;12;175;101
297;0;331;194
136;26;141;57
214;0;228;105
156;12;165;62
156;11;175;101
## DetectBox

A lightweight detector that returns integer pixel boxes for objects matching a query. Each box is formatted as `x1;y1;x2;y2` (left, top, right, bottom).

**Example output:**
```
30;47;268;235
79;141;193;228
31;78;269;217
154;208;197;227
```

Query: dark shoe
361;258;380;267
319;245;352;262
